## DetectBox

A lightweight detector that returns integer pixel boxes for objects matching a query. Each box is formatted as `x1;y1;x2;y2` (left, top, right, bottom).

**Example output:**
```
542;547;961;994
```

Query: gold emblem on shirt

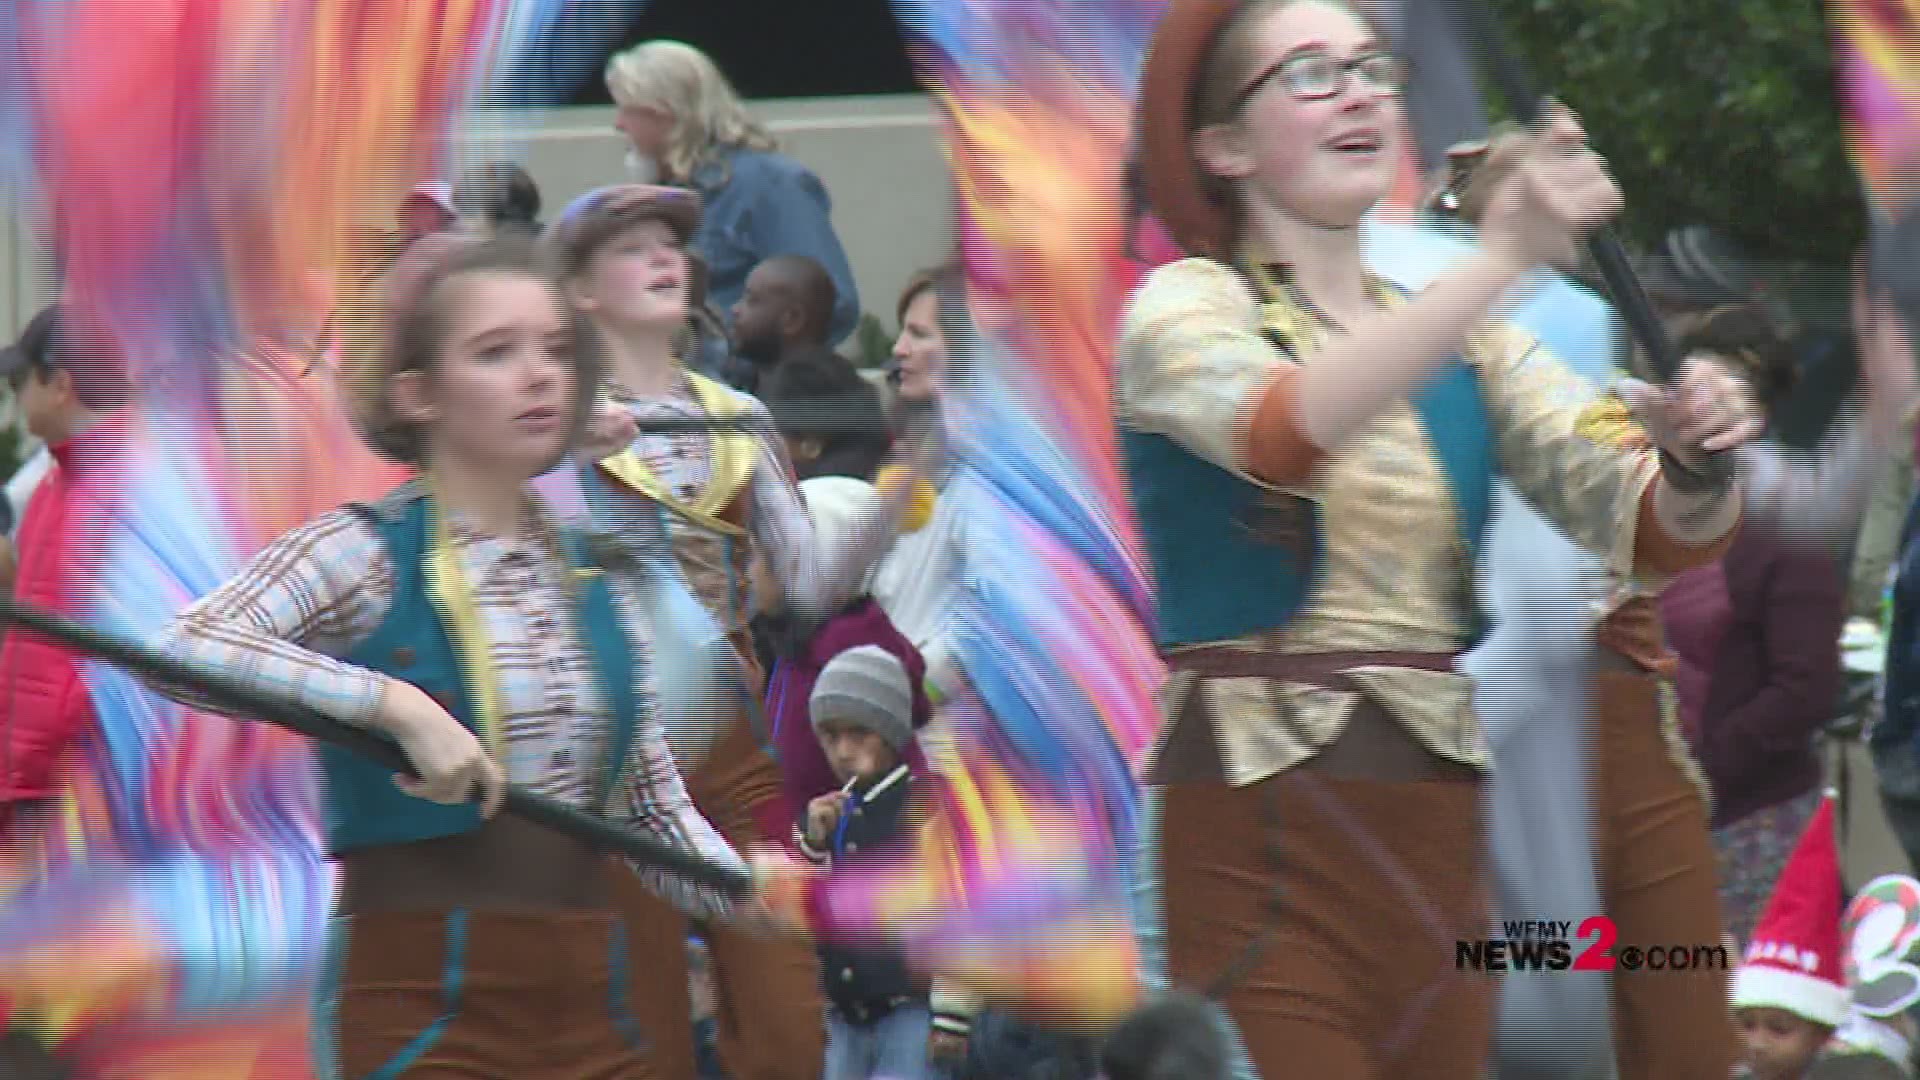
1574;394;1653;451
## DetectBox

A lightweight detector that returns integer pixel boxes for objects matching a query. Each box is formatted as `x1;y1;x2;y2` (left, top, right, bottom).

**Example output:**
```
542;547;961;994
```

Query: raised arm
1483;332;1742;583
1277;110;1622;468
745;402;933;622
1738;412;1883;552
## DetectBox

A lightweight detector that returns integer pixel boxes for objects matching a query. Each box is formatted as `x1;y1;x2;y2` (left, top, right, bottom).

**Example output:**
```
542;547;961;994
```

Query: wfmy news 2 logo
1457;917;1731;973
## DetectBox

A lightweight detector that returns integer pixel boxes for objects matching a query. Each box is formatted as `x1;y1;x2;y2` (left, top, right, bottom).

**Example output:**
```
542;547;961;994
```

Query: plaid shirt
1117;257;1671;785
158;495;744;919
599;372;836;628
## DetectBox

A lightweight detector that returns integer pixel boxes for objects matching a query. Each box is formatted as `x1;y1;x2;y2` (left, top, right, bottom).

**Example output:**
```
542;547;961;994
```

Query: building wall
2;93;955;343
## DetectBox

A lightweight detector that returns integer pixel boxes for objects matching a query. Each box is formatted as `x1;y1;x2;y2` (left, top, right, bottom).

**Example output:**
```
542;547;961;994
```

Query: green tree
1487;0;1864;265
0;397;24;488
852;311;895;371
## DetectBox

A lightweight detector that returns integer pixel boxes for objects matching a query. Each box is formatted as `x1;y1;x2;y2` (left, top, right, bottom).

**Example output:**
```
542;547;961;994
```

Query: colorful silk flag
0;2;637;1074
1831;0;1920;214
788;0;1173;1024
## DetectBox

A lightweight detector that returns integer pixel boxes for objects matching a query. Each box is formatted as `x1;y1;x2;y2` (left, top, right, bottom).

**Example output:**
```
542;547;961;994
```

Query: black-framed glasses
1235;50;1408;110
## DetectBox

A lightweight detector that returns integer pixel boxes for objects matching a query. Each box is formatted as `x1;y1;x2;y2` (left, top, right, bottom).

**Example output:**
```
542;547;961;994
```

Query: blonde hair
605;41;778;184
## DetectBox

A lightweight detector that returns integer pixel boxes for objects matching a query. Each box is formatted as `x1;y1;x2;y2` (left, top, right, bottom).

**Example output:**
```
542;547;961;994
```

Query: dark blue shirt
1878;495;1920;759
689;147;862;347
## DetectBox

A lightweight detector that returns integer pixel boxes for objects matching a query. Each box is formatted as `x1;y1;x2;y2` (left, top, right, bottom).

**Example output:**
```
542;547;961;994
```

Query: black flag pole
629;400;897;437
0;595;755;898
1440;0;1684;383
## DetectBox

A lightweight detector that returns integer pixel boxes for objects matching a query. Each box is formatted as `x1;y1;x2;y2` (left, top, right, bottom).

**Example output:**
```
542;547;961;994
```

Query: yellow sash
420;487;507;760
597;372;755;537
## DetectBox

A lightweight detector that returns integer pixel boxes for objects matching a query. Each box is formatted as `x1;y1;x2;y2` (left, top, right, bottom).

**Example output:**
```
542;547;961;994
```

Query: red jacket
0;422;121;822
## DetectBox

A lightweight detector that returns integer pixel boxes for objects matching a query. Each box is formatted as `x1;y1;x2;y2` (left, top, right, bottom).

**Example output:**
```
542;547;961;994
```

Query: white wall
0;94;956;344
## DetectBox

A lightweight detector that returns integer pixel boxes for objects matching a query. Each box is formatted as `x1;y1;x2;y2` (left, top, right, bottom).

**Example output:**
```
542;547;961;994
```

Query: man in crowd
730;254;840;396
0;306;126;839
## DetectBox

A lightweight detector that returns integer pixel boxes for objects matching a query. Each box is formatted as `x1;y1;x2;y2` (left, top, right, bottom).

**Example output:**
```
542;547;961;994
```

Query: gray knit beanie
810;645;915;753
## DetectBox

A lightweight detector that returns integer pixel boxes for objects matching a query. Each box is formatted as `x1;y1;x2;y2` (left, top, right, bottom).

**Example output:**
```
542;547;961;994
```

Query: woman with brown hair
147;233;752;1078
1123;1;1758;1075
1663;304;1847;945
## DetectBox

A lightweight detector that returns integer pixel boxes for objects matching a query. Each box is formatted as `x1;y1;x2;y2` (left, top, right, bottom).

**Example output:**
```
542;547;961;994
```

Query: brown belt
1164;647;1462;686
1153;648;1474;785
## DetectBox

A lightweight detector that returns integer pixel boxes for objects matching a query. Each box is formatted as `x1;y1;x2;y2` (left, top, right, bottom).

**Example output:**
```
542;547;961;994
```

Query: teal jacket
322;485;639;853
1122;268;1494;649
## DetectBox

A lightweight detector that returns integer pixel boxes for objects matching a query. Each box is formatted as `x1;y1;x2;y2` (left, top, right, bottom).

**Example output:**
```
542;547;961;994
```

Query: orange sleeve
1243;367;1329;487
1631;481;1738;576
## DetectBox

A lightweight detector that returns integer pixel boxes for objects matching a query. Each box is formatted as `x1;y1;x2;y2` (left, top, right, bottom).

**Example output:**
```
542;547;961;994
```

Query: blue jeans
825;1003;934;1080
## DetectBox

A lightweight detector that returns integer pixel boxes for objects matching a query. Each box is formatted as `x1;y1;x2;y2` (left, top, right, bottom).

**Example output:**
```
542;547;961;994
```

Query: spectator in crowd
397;181;459;249
869;266;966;688
756;475;930;813
605;40;861;345
1663;303;1848;945
1099;991;1233;1080
0;306;128;839
798;645;940;1080
337;182;462;299
730;253;839;394
758;352;892;483
452;161;544;238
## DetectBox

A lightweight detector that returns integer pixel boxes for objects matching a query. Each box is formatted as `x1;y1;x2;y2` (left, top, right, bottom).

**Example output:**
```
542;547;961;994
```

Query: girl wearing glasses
1123;1;1757;1076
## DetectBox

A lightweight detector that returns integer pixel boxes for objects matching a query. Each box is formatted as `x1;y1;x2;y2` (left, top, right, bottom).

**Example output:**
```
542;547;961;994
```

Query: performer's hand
579;400;638;462
377;678;506;816
804;791;850;851
1617;359;1764;470
749;847;818;935
1479;105;1622;271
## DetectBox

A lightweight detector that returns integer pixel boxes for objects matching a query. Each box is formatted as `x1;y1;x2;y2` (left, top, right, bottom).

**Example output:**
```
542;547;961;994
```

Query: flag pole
0;595;755;897
1439;0;1683;383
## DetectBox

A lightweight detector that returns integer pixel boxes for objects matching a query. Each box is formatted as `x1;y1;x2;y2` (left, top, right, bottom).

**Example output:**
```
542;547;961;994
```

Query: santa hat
1732;792;1849;1028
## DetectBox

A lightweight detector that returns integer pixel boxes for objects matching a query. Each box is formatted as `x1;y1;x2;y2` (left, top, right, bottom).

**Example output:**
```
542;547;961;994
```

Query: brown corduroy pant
1590;669;1740;1079
614;715;827;1080
333;908;655;1079
1160;719;1496;1078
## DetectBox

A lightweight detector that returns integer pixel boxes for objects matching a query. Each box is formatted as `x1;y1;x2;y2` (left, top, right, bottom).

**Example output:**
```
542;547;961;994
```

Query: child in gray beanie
799;644;940;1080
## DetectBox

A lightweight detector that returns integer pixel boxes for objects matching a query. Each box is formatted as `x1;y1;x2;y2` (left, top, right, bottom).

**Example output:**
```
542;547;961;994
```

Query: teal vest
323;485;641;853
1123;293;1494;650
